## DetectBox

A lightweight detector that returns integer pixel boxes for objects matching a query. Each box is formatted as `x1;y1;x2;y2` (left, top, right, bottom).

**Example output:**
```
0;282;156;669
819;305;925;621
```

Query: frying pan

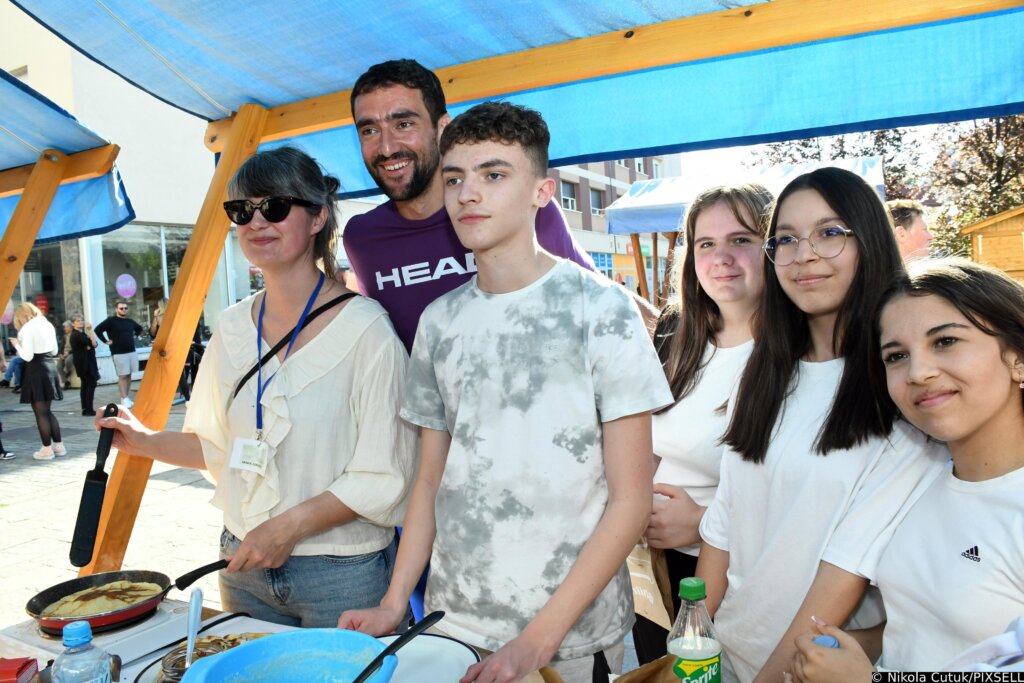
26;560;227;635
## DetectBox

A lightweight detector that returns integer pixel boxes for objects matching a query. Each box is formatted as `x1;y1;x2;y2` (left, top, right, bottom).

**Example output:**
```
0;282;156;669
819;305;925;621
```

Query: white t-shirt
653;339;753;555
402;259;674;659
699;359;948;683
876;463;1024;671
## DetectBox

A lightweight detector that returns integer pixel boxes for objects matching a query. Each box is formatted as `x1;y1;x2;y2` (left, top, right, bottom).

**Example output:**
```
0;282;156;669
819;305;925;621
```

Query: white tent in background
606;157;885;235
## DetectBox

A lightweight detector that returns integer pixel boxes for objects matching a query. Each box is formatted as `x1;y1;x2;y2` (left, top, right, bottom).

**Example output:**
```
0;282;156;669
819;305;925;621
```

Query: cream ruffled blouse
183;293;418;556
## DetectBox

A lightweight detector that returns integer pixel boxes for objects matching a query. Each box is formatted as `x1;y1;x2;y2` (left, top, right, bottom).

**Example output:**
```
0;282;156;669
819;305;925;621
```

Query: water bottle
666;577;722;683
52;621;112;683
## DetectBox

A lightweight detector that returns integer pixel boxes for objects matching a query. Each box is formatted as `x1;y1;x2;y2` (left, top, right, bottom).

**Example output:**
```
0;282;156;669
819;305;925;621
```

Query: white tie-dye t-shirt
402;259;673;659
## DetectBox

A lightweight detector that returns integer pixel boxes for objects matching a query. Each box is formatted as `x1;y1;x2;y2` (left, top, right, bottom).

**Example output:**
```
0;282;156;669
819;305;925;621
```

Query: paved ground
0;380;640;671
0;381;224;628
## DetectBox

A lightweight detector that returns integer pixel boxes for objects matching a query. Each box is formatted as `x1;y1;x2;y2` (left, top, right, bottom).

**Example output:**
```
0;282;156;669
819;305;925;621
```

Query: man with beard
343;59;601;350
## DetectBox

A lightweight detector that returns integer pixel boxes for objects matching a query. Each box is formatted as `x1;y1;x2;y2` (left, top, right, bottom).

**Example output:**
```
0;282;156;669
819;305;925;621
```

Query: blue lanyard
255;272;325;437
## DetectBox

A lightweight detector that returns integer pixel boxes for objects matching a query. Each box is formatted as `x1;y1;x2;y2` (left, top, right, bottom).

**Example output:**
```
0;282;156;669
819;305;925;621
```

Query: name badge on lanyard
229;437;270;475
229;273;325;475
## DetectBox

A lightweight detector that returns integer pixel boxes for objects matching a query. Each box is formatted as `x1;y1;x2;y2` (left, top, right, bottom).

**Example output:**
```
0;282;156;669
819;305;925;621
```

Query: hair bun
324;176;341;197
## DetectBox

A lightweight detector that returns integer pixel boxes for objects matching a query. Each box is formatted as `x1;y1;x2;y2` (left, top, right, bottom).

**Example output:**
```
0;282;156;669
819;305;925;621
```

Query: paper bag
627;541;672;630
613;655;678;682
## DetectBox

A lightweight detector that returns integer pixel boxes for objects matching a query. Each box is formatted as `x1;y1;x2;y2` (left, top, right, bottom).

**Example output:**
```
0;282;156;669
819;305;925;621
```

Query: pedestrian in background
95;300;142;408
57;320;74;389
70;314;100;416
12;302;65;461
0;346;13;459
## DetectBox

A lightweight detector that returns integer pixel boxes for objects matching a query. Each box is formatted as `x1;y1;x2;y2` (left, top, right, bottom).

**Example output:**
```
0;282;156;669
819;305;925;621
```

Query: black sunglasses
223;196;319;225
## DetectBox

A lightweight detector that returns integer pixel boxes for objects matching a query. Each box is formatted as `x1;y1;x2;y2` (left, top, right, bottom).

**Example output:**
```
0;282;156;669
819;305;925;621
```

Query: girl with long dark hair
697;168;947;682
633;183;773;663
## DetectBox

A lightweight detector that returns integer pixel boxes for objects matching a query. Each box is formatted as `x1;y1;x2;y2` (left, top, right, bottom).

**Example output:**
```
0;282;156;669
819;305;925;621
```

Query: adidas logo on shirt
961;545;981;563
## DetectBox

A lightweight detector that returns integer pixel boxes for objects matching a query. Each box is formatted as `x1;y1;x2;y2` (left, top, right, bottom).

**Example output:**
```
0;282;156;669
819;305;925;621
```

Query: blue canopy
607;157;885;235
10;1;1024;199
0;69;134;243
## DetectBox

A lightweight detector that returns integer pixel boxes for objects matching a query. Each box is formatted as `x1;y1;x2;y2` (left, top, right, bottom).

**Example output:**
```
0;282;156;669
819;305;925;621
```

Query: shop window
588;252;614;279
99;224;165;337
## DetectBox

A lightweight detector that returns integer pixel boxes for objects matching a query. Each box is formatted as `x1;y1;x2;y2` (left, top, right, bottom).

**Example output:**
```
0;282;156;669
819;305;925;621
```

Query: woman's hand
646;483;705;550
96;405;156;454
792;622;875;683
338;599;408;635
459;629;555;683
225;514;303;573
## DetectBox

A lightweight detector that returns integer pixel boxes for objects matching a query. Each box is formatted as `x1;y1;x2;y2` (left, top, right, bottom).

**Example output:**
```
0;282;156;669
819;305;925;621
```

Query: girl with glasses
632;183;773;664
696;168;948;681
96;146;417;627
792;258;1024;679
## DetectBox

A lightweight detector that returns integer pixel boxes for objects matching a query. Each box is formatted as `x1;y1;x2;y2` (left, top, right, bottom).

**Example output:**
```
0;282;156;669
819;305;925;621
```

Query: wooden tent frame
15;0;1007;573
0;144;120;312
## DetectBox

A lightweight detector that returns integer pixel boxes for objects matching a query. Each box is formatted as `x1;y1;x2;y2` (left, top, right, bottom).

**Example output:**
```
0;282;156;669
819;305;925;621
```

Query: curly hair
439;101;549;177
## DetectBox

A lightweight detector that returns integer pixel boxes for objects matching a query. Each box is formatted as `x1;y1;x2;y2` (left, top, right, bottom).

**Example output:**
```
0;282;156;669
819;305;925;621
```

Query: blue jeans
4;356;22;385
218;528;403;628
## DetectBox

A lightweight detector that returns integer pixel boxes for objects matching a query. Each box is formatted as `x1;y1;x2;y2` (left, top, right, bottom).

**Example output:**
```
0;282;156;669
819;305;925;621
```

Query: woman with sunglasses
632;183;773;663
98;146;417;627
696;168;948;682
791;258;1024;679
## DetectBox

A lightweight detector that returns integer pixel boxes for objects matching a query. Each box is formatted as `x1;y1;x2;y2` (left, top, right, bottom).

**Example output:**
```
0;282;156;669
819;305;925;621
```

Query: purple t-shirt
343;200;595;350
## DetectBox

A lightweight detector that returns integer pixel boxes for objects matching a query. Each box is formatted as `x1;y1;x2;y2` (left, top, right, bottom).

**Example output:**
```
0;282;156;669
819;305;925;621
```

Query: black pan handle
95;403;120;472
174;559;228;591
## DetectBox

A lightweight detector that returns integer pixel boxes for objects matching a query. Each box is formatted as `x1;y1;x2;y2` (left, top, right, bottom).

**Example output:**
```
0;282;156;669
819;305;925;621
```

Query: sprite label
673;655;721;683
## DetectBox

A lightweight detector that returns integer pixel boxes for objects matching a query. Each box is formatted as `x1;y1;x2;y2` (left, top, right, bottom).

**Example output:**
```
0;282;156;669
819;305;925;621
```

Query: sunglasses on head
223;196;319;225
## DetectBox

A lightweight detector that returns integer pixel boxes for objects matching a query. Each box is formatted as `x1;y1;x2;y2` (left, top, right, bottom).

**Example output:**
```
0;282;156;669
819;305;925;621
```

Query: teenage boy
339;102;673;682
344;59;611;350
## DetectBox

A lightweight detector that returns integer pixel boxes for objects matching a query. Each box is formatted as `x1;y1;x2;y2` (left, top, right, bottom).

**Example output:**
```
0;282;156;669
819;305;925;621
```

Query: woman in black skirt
69;314;100;416
11;303;65;460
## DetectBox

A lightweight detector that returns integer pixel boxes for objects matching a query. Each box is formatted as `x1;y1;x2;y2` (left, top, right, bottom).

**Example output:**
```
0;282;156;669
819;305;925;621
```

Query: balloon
115;273;137;298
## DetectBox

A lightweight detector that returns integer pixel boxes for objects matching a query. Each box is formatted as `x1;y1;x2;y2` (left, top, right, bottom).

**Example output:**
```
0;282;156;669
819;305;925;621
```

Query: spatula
352;610;445;683
69;403;120;567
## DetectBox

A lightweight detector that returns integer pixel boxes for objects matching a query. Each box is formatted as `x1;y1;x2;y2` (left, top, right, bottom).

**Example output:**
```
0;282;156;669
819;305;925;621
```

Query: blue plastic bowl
180;629;398;683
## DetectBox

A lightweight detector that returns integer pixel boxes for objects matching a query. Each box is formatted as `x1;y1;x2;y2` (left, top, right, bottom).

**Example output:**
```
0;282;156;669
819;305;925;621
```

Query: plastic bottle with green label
666;577;721;683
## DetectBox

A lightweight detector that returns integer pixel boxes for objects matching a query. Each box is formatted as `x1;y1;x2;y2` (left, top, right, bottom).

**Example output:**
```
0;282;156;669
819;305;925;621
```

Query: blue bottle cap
812;634;839;649
62;620;93;647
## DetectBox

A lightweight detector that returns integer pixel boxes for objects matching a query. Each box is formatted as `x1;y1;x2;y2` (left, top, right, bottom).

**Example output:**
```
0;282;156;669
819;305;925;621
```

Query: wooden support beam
205;0;1019;152
662;231;678;305
0;144;119;199
82;104;269;575
0;150;66;314
630;234;649;303
651;233;660;307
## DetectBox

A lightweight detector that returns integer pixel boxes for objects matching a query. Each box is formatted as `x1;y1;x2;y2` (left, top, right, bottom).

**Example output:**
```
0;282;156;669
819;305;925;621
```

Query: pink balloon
115;273;137;298
0;300;12;325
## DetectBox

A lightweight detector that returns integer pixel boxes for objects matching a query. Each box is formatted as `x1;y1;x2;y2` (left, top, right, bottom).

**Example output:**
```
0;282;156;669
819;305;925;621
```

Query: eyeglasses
116;306;128;311
763;226;856;266
222;196;319;225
